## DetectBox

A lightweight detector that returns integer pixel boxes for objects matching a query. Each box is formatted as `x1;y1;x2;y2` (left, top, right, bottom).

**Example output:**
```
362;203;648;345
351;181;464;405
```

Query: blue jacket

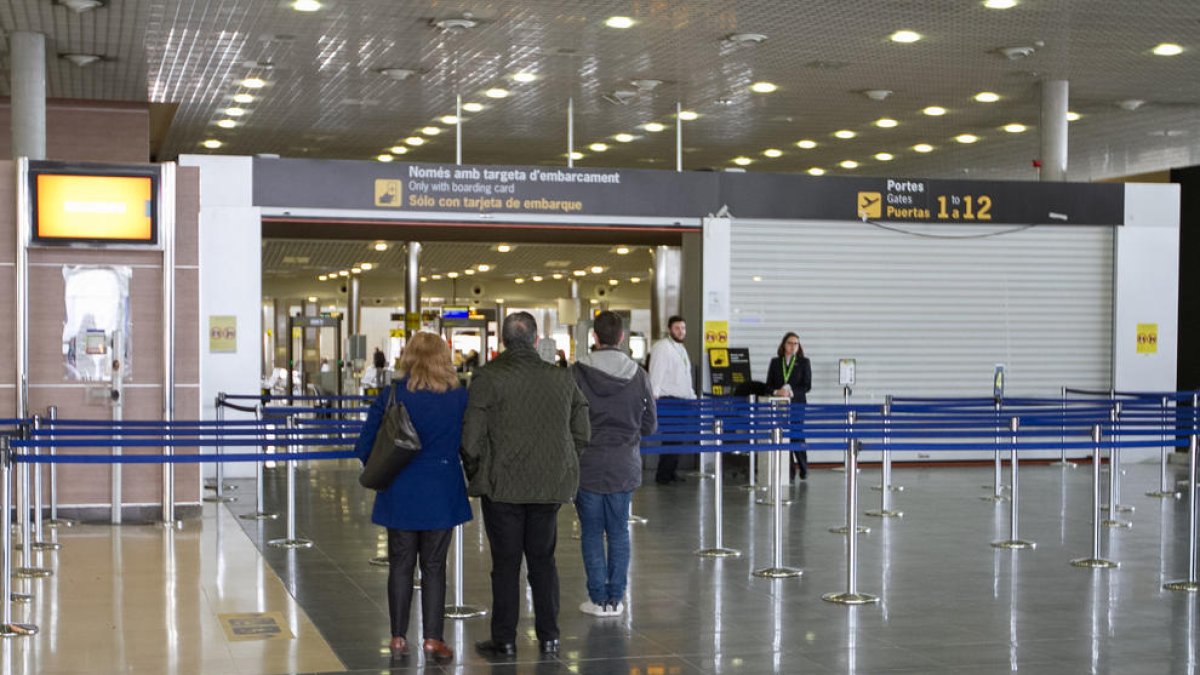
354;379;473;531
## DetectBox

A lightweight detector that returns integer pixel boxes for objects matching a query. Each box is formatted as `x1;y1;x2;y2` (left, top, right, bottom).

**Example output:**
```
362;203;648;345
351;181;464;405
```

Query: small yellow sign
389;329;405;338
1136;323;1158;354
209;315;237;353
374;179;403;207
708;348;729;368
703;321;729;350
857;191;882;219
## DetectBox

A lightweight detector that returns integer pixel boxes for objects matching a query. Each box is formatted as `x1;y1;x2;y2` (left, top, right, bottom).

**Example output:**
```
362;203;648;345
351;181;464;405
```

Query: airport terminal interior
3;1;1200;674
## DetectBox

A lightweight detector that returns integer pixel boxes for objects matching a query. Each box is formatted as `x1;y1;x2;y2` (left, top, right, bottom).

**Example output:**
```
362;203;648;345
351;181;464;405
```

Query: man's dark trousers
481;497;561;643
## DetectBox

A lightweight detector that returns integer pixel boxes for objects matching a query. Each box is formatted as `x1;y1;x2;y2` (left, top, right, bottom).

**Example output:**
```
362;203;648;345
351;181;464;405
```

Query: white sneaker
579;600;608;617
604;601;625;616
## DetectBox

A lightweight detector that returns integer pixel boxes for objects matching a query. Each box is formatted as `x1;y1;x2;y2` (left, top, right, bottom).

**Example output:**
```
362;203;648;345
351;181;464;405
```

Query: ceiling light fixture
224;107;247;116
464;269;475;275
890;30;922;43
514;277;525;284
216;119;238;128
984;0;1018;7
233;93;255;104
863;89;893;101
432;15;479;33
605;16;635;28
389;146;409;154
589;143;609;152
338;270;350;277
61;53;102;67
1152;43;1183;56
974;91;1001;103
807;168;825;176
733;156;752;166
839;160;859;169
431;274;442;280
376;154;393;162
485;88;510;99
462;102;484;112
573;270;587;277
763;149;783;158
590;265;605;274
421;126;441;136
1003;123;1027;133
512;72;537;83
750;81;778;93
955;133;980;143
643;122;666;132
725;33;768;47
307;296;318;302
379;68;417;81
497;244;513;253
796;139;817;149
616;246;630;255
241;77;266;88
318;275;328;281
446;271;459;279
923;106;947;116
875;152;895;161
1067;111;1082;121
614;133;635;143
56;0;105;12
201;139;223;149
291;0;321;11
875;118;899;128
630;277;641;283
404;137;425;146
608;279;619;286
552;273;564;280
441;115;460;125
1118;99;1145;111
678;110;699;121
350;268;362;274
913;143;934;153
532;275;544;282
373;242;388;251
420;276;427;282
834;130;857;139
568;151;584;160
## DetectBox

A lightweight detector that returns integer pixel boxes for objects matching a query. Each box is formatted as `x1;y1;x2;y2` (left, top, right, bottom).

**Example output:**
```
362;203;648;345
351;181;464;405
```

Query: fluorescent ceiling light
241;78;266;88
568;151;584;160
573;270;587;276
446;272;459;278
590;265;605;274
749;81;777;93
216;119;237;128
224;107;246;116
875;118;898;128
890;30;922;43
389;146;409;154
678;110;699;121
360;263;374;270
589;143;609;152
464;269;476;275
839;160;859;169
531;276;543;282
834;130;856;139
1066;111;1082;121
630;277;641;283
807;167;825;176
614;133;635;143
441;115;460;125
955;134;980;143
462;102;483;112
763;149;783;158
643;122;666;132
974;91;1001;103
514;278;525;284
497;244;513;253
923;106;947;116
732;156;752;166
1152;43;1183;56
616;246;630;255
201;139;223;149
485;88;510;99
291;0;321;11
796;139;817;149
1003;123;1027;133
608;279;619;286
913;143;934;153
421;126;441;136
605;16;635;28
512;72;537;83
477;264;491;272
404;137;425;146
984;0;1018;7
874;152;895;161
373;242;389;251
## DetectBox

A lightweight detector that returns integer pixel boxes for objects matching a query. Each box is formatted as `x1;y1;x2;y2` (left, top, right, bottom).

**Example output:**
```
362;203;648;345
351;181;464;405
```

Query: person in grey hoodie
570;311;657;617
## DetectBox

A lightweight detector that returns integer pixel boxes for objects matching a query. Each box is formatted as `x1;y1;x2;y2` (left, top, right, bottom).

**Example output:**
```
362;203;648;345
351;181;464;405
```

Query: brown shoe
389;636;409;656
423;638;454;661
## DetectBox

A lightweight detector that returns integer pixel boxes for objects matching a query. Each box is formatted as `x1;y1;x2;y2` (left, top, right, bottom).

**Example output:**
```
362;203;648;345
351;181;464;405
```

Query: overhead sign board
29;162;159;244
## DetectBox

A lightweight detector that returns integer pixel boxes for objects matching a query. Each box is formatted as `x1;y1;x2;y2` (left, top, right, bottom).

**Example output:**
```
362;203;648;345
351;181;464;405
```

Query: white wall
179;155;261;478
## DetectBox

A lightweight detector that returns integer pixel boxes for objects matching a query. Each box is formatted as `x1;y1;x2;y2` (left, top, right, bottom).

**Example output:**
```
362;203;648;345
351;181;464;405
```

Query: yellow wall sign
703;321;729;350
35;174;154;241
209;315;237;353
857;191;882;219
374;179;403;207
1136;323;1158;354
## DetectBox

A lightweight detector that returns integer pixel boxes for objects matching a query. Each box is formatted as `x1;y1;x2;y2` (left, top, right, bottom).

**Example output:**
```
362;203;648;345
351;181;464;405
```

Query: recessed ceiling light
373;242;388;251
471;264;490;273
573;270;587;277
923;106;947;116
201;139;223;149
57;0;105;12
1066;111;1082;121
974;91;1001;103
360;263;374;270
421;126;441;136
419;276;427;282
241;77;266;89
512;72;537;83
913;143;934;153
605;16;635;28
430;274;442;280
497;244;513;253
750;81;778;94
568;151;584;160
514;277;525;284
440;115;460;125
614;133;635;143
1152;43;1183;56
1003;123;1027;133
643;122;666;132
405;137;425;146
224;107;247;116
608;279;619;286
874;152;895;161
955;133;980;143
552;273;564;280
984;0;1018;8
630;276;641;283
763;148;783;158
589;143;609;152
807;167;826;176
890;30;922;43
590;265;605;274
733;156;752;166
834;130;857;139
464;269;476;275
678;110;699;121
232;93;255;104
796;139;817;149
376;154;393;162
616;246;630;255
318;275;328;281
338;270;350;277
446;271;459;278
351;268;362;274
291;0;321;11
389;146;409;154
462;102;484;112
839;160;859;169
875;118;898;128
752;276;763;282
307;296;318;302
216;119;237;128
531;275;544;282
485;88;510;99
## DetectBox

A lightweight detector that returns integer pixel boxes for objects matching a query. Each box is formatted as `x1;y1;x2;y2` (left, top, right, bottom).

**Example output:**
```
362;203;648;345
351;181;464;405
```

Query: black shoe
539;639;560;654
799;468;808;480
475;639;517;657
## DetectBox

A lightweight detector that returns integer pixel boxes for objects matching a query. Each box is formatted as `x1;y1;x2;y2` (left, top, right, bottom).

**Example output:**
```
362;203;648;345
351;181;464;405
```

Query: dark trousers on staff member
654;396;684;484
481;498;561;643
387;528;453;641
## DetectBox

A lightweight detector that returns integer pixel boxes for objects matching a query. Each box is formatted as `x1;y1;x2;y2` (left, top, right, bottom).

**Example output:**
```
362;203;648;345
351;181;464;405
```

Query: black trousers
481;498;561;643
387;527;453;640
655;396;685;482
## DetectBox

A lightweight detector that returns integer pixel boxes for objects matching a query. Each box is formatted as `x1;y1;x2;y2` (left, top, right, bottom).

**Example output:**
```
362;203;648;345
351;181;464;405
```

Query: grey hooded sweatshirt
571;348;658;493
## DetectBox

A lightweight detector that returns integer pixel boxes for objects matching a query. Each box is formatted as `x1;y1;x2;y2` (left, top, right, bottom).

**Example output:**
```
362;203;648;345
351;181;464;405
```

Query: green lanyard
782;355;796;384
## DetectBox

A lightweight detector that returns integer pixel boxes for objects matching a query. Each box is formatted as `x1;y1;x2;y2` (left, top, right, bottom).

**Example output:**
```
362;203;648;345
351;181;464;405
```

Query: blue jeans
574;488;633;605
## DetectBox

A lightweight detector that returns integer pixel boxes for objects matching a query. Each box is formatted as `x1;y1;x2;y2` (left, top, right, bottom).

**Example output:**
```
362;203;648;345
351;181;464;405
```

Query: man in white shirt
647;315;696;484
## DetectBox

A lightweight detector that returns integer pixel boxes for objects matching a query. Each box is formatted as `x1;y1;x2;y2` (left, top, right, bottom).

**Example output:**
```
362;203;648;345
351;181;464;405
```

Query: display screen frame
28;160;160;247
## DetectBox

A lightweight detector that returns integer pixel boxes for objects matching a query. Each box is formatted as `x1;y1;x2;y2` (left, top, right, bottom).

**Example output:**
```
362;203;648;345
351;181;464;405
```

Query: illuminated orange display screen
34;173;155;242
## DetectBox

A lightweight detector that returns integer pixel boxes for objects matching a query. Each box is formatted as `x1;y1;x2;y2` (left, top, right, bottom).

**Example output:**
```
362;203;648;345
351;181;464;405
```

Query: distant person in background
353;332;472;663
765;331;812;479
319;358;332;373
362;348;389;388
648;315;695;485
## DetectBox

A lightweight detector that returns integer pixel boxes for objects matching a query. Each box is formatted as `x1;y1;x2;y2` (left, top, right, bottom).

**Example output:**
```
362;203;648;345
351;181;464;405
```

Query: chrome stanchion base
204;482;238;491
1163;580;1200;592
14;566;52;578
30;541;61;551
445;605;488;619
10;593;31;604
1101;503;1135;513
45;519;75;528
870;485;904;492
682;471;715;479
751;566;803;578
369;556;389;567
695;547;742;558
203;495;237;503
0;623;38;637
991;539;1037;550
1050;460;1076;468
267;538;313;549
980;494;1010;503
829;525;871;534
739;484;768;492
628;514;648;525
1145;490;1180;499
159;520;183;529
864;509;903;518
821;591;879;605
756;497;794;506
239;512;277;521
1071;557;1119;568
1102;518;1132;529
981;484;1011;491
830;467;860;473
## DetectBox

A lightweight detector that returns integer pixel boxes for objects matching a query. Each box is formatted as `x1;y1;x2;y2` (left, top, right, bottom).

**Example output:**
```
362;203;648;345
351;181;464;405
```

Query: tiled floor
220;456;1199;674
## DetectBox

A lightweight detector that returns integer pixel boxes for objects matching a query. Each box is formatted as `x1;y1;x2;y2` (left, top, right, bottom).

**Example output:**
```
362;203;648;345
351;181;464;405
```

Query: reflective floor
8;457;1198;674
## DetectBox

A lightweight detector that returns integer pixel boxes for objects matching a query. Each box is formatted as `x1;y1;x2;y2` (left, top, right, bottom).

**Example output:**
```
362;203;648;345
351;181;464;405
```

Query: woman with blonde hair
354;332;472;663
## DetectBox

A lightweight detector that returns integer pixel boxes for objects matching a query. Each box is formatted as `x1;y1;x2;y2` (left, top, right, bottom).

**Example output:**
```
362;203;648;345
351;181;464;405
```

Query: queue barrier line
13;450;354;464
222;394;373;402
14;438;352;449
34;427;361;437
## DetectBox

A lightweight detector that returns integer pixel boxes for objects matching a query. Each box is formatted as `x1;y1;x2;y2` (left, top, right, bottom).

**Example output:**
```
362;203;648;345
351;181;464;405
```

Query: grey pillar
1040;80;1069;182
273;299;289;369
10;32;46;161
651;246;683;339
348;276;361;336
405;242;421;339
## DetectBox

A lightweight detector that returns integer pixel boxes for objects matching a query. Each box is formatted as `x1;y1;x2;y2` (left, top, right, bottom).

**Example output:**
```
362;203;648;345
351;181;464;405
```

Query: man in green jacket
462;311;590;658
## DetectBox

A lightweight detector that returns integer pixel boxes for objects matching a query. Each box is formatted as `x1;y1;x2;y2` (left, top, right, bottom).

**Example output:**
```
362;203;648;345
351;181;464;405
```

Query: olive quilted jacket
461;346;591;503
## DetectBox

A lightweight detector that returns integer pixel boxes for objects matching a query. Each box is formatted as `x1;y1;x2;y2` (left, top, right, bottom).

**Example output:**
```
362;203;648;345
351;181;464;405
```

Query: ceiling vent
862;89;893;101
1117;99;1145;111
379;68;418;81
432;14;479;33
602;89;639;105
55;0;106;12
995;46;1036;60
631;79;662;92
725;33;768;47
61;53;103;67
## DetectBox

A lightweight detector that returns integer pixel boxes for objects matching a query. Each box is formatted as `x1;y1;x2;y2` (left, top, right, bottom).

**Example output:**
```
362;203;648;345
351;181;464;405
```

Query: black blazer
765;356;812;403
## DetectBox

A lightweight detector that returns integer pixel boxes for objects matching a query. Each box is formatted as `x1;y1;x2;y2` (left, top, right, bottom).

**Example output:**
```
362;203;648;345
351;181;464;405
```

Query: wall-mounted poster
210;315;238;353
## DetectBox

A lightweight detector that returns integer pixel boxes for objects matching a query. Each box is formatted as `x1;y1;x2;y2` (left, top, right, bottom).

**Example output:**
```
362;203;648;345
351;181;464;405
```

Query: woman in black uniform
765;332;811;479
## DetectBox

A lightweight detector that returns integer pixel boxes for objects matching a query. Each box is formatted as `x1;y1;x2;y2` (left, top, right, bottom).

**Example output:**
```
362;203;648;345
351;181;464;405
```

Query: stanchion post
444;524;487;618
205;393;235;503
241;405;277;521
830;406;869;535
14;422;51;579
741;395;765;492
268;417;313;549
1071;424;1118;568
1052;386;1074;467
1147;395;1179;499
866;398;902;518
982;398;1009;501
29;415;58;552
44;406;72;528
992;417;1035;550
823;423;879;605
0;436;38;637
697;419;741;558
756;398;793;506
1103;403;1132;528
752;403;802;579
1164;433;1199;591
